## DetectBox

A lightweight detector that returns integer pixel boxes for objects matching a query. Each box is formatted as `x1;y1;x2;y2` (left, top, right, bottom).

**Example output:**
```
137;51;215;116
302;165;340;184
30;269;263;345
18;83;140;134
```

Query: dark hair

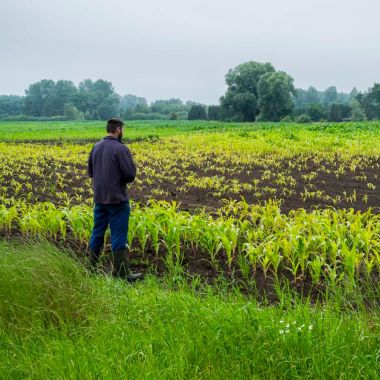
106;118;124;133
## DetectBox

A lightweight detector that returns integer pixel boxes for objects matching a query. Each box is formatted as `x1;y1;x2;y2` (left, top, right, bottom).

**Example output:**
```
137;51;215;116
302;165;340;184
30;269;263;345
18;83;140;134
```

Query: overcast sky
1;0;379;104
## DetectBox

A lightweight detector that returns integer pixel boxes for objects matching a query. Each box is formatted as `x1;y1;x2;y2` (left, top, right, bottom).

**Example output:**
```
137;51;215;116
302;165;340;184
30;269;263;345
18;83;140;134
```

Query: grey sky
1;0;379;104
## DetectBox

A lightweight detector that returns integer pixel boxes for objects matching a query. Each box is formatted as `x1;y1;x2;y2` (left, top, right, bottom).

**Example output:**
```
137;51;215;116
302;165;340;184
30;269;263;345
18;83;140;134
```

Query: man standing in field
87;118;143;281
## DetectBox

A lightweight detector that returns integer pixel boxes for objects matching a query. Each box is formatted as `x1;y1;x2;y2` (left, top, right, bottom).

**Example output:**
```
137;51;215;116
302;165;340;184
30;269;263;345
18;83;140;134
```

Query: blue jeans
89;201;130;253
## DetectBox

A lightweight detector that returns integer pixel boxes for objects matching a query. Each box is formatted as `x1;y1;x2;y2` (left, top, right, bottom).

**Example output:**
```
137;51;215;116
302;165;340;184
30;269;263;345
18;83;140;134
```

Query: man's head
106;118;124;140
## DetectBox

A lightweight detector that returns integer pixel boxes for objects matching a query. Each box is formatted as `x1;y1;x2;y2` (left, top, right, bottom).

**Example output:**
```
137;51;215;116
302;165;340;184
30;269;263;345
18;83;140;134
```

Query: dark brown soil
2;154;380;214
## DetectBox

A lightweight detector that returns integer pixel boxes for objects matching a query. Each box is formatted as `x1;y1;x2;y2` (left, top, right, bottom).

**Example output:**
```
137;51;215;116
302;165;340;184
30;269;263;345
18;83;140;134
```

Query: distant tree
360;83;380;120
169;112;178;120
51;80;78;115
188;105;207;120
328;103;352;122
76;79;120;119
296;114;312;123
221;92;258;121
119;94;148;117
350;99;366;121
63;103;84;120
306;103;327;121
220;61;275;121
257;71;296;121
349;87;359;103
304;86;321;105
280;115;293;122
23;79;56;116
0;95;24;116
207;105;221;120
151;98;186;115
323;86;338;105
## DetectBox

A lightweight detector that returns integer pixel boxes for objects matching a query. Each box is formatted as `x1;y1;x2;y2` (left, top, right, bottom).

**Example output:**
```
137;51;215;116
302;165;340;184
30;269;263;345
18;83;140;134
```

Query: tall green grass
0;239;379;379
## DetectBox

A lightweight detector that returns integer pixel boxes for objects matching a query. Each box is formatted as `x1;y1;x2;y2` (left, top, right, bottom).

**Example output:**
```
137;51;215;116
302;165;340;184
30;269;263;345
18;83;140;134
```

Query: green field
0;121;379;378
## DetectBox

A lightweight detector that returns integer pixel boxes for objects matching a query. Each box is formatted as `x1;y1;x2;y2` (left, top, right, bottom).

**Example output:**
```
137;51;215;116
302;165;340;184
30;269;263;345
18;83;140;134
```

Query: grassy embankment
0;240;379;379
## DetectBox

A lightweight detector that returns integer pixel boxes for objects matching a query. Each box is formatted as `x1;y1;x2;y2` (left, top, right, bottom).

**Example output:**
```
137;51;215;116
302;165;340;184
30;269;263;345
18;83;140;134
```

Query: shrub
296;114;312;123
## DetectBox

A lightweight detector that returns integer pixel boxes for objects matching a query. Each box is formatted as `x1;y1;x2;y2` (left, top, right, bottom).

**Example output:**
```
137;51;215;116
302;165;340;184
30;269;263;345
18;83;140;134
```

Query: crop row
1;199;379;286
0;131;379;211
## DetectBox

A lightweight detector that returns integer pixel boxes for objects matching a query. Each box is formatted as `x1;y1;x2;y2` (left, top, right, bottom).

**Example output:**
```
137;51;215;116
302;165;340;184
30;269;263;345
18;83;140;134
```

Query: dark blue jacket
88;136;136;204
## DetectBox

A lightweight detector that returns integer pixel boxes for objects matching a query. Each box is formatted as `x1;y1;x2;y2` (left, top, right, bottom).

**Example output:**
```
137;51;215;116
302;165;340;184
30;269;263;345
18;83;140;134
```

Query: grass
0;239;379;379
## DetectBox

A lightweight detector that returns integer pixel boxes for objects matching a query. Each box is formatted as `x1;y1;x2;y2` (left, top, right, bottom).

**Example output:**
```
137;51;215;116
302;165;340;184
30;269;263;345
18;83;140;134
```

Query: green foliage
188;104;207;120
294;86;355;114
221;61;275;121
151;98;186;115
76;79;120;120
328;102;352;122
306;103;327;121
23;79;78;117
323;86;338;105
0;95;24;117
359;83;380;120
280;115;293;122
22;79;120;120
296;114;312;123
63;103;84;120
257;71;296;121
207;105;221;120
221;62;296;122
120;94;148;113
351;99;367;121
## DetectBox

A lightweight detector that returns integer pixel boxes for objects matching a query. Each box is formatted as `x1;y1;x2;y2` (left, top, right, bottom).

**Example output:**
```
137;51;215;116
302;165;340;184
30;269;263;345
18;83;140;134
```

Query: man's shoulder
94;137;120;147
92;137;129;153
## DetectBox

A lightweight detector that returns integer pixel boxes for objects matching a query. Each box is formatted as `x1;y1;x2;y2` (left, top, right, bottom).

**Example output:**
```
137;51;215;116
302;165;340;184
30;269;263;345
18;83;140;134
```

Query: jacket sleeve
88;148;94;178
117;145;136;183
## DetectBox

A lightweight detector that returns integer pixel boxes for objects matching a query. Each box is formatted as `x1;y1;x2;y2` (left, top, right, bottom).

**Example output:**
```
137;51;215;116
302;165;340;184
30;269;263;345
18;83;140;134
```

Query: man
87;118;143;281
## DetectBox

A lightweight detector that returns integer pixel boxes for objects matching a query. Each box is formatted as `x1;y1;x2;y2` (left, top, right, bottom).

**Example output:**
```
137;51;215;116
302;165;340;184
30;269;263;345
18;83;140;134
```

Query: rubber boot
112;249;143;282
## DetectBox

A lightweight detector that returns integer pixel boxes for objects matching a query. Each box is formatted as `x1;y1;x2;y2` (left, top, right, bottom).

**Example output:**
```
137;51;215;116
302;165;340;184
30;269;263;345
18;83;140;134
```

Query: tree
120;94;148;115
207;105;221;120
76;79;120;119
63;103;84;120
296;114;312;123
328;103;352;122
23;79;55;116
0;95;24;116
304;86;321;105
23;79;78;117
188;105;207;120
257;71;296;121
323;86;338;105
350;99;366;121
306;103;327;121
349;87;359;103
220;61;275;121
51;80;78;115
151;98;186;115
360;83;380;120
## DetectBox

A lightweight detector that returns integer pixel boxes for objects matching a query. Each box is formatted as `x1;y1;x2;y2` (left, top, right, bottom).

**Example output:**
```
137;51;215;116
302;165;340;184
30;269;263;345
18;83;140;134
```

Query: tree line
0;61;379;122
